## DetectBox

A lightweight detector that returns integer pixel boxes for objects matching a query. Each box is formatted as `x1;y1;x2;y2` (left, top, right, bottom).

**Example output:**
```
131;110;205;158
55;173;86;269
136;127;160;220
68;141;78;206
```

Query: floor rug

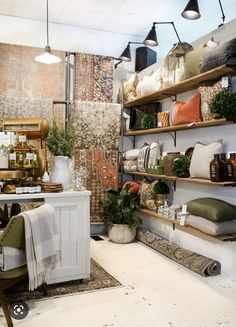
137;227;221;277
6;259;122;303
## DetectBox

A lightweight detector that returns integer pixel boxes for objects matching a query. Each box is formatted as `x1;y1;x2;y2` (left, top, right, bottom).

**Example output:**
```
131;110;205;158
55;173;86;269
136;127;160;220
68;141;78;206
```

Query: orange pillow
172;92;202;126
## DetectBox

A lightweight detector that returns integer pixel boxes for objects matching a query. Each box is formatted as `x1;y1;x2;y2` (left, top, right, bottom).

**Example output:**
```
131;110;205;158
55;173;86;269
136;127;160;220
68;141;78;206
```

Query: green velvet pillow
184;46;204;79
186;198;236;222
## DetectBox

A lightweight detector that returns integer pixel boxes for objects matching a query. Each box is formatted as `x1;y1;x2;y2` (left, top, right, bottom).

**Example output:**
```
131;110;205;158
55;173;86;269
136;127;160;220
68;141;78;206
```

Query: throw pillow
189;140;223;179
184;46;205;79
123;160;138;172
124;149;140;160
200;37;236;73
186;214;236;235
139;180;157;211
198;80;225;121
137;144;150;172
186;198;236;222
172;92;201;126
123;73;139;103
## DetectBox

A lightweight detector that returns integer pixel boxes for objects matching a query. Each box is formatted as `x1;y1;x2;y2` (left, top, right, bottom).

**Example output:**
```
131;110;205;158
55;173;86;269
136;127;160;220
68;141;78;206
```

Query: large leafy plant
99;186;141;227
46;122;76;158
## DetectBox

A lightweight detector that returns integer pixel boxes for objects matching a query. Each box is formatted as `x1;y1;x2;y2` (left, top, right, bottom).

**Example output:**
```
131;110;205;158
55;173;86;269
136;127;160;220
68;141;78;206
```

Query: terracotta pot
108;224;136;244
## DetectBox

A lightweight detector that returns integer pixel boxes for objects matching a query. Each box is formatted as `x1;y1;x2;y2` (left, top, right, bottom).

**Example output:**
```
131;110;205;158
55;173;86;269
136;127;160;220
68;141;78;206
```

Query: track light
144;21;181;47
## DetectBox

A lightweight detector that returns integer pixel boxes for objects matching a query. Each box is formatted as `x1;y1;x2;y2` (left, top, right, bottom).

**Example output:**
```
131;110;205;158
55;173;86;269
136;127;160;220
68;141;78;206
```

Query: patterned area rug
137;227;221;277
6;259;122;303
71;101;121;223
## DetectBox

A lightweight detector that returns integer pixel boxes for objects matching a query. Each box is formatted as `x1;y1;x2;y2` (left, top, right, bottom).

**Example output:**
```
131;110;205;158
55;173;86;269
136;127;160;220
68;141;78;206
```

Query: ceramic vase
51;156;71;190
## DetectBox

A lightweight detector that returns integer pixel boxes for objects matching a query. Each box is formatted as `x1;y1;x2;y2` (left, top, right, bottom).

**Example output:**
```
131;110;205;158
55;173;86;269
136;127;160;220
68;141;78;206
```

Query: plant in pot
152;180;170;207
172;154;191;178
99;184;141;244
46;121;76;190
209;90;236;122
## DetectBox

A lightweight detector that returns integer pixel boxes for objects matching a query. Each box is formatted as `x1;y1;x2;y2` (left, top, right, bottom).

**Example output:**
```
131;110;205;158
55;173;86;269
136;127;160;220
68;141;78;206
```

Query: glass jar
23;150;33;168
16;150;24;168
226;153;236;181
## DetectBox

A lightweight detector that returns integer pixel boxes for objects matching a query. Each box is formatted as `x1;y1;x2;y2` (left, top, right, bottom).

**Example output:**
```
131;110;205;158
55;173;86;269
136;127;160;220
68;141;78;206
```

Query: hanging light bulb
34;0;61;64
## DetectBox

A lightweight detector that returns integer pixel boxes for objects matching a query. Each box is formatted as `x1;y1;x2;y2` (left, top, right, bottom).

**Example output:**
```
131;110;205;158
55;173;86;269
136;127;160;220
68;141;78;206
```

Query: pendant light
144;22;181;47
34;0;61;64
181;0;201;20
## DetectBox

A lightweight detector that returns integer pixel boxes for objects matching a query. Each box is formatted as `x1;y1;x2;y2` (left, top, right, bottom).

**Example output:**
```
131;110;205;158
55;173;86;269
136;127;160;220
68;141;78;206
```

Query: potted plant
172;154;191;178
152;181;169;206
99;185;141;244
46;121;76;190
209;90;236;122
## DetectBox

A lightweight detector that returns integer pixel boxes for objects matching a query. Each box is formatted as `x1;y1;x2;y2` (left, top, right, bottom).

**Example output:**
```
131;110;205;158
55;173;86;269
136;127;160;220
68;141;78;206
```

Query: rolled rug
136;227;221;277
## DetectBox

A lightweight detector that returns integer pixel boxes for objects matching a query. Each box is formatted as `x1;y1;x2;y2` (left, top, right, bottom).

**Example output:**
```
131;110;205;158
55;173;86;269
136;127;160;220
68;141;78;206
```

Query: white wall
122;19;236;280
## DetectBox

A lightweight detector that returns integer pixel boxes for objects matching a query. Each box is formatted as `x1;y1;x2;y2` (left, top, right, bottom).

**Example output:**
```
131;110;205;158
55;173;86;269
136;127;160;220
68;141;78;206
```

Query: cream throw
22;204;61;291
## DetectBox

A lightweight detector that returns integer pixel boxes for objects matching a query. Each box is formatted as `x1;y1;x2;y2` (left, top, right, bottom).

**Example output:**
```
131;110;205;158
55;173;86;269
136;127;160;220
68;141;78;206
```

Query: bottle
16;150;24;168
16;132;27;148
24;150;33;168
219;153;227;180
210;154;225;182
8;148;17;169
226;153;236;181
32;149;38;168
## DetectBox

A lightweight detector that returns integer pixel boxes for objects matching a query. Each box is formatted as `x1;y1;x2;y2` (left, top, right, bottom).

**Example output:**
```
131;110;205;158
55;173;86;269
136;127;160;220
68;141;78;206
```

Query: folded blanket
22;204;61;290
0;246;26;271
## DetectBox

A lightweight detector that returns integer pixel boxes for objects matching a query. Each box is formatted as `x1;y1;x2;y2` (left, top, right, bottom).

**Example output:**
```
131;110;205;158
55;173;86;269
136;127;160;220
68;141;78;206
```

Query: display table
0;190;91;284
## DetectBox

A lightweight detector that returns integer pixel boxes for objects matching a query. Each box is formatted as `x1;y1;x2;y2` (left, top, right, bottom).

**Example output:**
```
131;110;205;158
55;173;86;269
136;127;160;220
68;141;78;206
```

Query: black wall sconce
119;41;144;62
181;0;226;26
144;21;182;47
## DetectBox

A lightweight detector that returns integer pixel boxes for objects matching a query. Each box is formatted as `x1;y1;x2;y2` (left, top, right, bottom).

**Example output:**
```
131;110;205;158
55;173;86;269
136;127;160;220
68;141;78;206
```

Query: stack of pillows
186;197;236;236
120;37;236;103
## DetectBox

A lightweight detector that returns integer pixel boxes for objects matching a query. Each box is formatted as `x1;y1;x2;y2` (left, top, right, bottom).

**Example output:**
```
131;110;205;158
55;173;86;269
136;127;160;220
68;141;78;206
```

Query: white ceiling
0;0;236;57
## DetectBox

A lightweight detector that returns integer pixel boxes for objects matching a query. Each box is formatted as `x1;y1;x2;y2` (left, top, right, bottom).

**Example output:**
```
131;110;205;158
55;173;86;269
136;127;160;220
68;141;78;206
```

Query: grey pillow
186;214;236;235
186;198;236;222
200;37;236;73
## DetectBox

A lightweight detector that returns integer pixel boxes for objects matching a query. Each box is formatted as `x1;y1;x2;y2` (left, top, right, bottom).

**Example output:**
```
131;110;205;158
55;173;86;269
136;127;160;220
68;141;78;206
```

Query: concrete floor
3;237;236;327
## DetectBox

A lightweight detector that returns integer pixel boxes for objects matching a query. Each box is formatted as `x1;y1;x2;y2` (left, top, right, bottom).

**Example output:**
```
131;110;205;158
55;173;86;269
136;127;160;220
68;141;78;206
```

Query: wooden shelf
139;209;236;242
124;118;233;136
124;64;236;107
125;171;236;187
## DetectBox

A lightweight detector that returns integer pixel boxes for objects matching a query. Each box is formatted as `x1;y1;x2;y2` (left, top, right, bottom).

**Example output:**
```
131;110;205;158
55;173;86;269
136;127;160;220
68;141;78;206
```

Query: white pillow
186;214;236;235
124;149;140;160
142;76;160;95
189;140;223;179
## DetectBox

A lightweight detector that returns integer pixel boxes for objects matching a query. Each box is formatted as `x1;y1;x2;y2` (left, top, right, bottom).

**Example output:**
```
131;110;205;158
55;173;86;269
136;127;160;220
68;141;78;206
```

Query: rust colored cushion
172;92;202;126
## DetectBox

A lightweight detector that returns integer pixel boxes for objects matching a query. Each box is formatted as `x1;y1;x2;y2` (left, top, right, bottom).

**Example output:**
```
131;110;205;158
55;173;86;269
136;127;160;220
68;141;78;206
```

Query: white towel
22;204;61;291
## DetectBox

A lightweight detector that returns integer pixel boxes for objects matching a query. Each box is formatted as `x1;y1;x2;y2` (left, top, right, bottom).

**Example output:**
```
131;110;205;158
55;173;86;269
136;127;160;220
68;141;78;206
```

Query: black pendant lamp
119;43;131;62
181;0;201;20
144;22;181;47
144;23;158;46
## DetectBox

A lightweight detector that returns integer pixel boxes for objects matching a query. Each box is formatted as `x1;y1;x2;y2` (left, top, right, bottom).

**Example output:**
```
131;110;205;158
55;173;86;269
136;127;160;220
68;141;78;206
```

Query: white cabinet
0;190;91;284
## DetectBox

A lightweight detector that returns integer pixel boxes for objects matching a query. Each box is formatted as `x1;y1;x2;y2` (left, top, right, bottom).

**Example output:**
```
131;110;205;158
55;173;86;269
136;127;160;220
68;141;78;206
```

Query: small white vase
51;156;71;190
108;224;136;244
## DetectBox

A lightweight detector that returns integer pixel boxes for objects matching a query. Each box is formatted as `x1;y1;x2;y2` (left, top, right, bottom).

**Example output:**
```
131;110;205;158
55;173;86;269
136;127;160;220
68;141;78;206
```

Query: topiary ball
209;90;236;122
141;114;155;129
172;154;191;178
153;181;169;194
